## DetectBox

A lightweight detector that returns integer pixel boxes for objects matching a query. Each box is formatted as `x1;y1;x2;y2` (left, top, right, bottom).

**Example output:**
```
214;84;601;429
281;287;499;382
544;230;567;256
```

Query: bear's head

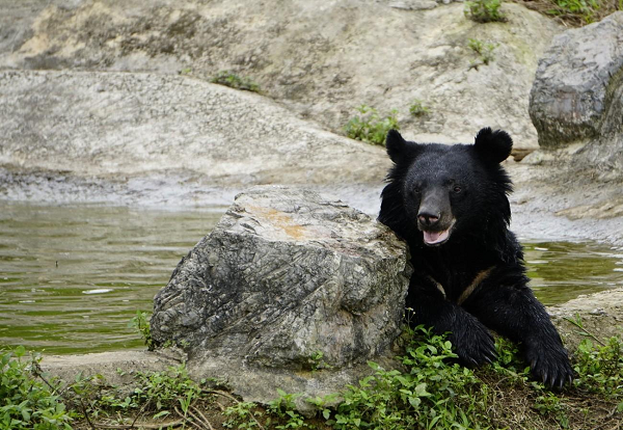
379;128;513;248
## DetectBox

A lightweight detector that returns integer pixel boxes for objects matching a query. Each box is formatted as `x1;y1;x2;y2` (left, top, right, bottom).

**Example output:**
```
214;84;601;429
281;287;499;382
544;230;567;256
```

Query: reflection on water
523;241;623;305
0;202;621;354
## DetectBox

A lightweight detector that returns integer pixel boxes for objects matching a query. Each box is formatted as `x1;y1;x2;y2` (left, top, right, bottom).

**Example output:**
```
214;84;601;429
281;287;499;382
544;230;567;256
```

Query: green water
0;202;621;354
0;202;224;354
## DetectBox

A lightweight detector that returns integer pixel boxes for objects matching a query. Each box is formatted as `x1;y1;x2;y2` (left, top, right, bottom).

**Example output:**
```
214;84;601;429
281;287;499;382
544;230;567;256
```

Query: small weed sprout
464;0;508;23
409;99;431;117
267;389;307;429
534;393;570;427
211;70;261;93
129;310;153;350
307;351;333;371
223;401;263;429
468;38;497;68
344;104;399;146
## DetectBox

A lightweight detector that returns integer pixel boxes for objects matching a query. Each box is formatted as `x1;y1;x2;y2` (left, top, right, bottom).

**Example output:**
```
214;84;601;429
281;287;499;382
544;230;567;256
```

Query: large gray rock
529;12;623;148
0;70;387;186
150;186;410;402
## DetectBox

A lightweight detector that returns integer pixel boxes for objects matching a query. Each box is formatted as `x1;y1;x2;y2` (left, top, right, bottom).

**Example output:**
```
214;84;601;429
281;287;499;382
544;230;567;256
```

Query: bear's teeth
423;229;450;245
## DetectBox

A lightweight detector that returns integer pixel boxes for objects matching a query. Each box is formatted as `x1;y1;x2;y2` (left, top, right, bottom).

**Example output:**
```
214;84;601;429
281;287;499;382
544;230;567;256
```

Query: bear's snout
416;188;455;246
417;211;440;227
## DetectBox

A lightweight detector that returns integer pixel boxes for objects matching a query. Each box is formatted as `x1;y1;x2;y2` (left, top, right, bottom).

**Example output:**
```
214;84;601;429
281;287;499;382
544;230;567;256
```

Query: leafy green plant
409;99;431;117
267;389;307;429
223;400;263;429
129;310;154;350
573;336;623;397
329;325;490;430
468;38;497;66
306;394;338;421
564;314;622;398
0;346;73;430
488;337;531;385
464;0;507;23
211;70;261;93
344;105;399;146
546;0;600;24
131;364;201;412
307;351;333;371
534;393;570;428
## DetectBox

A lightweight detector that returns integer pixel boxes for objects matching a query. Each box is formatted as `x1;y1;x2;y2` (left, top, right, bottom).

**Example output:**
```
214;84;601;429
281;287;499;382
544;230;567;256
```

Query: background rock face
150;186;410;370
529;12;623;149
0;0;561;149
0;70;388;186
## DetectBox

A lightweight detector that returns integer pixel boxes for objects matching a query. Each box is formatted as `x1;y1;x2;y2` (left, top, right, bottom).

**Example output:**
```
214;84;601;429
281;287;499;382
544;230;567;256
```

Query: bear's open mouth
422;229;451;246
421;220;455;246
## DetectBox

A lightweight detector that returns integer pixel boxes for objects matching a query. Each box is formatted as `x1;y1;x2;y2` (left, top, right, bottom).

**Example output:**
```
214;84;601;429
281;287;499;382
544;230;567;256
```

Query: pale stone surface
0;0;561;149
0;70;388;186
529;12;623;149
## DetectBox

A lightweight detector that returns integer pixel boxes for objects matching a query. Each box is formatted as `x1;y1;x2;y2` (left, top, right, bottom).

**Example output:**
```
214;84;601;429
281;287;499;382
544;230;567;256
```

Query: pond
1;202;622;355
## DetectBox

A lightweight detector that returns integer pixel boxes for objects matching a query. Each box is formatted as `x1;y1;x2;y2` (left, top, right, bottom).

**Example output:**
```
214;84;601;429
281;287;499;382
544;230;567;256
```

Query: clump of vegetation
211;70;261;93
409;99;431;117
344;104;399;146
0;346;73;430
330;326;489;429
307;351;334;372
547;0;602;24
570;319;623;398
129;310;154;350
522;0;621;27
222;399;264;429
468;38;497;68
464;0;508;23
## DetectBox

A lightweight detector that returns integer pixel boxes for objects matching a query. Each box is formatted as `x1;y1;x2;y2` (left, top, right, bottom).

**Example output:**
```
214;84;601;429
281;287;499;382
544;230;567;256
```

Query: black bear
379;128;573;387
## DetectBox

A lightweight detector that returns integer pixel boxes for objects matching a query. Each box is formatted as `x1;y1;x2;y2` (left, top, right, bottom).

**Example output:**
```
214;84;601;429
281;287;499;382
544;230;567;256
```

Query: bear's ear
474;127;513;164
386;129;420;163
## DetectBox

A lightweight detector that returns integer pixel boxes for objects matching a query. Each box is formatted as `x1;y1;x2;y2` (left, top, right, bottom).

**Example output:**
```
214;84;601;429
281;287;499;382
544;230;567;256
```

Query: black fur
379;128;573;388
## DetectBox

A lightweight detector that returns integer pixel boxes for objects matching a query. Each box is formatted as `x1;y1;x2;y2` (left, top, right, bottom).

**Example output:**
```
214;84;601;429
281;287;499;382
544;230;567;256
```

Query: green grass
546;0;601;24
464;0;508;23
524;0;621;27
211;70;261;93
344;105;399;146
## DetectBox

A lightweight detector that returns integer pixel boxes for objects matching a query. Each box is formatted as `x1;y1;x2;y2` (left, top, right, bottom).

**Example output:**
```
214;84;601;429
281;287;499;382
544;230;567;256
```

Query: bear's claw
527;340;574;388
448;316;497;367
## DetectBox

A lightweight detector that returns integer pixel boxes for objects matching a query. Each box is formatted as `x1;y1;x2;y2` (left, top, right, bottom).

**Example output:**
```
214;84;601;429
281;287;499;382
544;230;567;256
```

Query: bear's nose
418;212;440;227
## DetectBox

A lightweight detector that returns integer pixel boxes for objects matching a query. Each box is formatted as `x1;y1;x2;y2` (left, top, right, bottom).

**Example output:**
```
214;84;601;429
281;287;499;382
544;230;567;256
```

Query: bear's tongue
423;229;450;245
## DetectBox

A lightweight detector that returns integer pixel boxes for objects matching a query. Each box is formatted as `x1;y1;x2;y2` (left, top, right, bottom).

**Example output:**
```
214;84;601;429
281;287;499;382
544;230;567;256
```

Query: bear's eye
412;186;422;195
453;185;462;194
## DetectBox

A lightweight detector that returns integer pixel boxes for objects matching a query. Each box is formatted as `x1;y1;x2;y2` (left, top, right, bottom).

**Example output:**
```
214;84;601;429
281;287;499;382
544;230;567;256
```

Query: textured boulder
529;12;623;148
151;186;410;376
